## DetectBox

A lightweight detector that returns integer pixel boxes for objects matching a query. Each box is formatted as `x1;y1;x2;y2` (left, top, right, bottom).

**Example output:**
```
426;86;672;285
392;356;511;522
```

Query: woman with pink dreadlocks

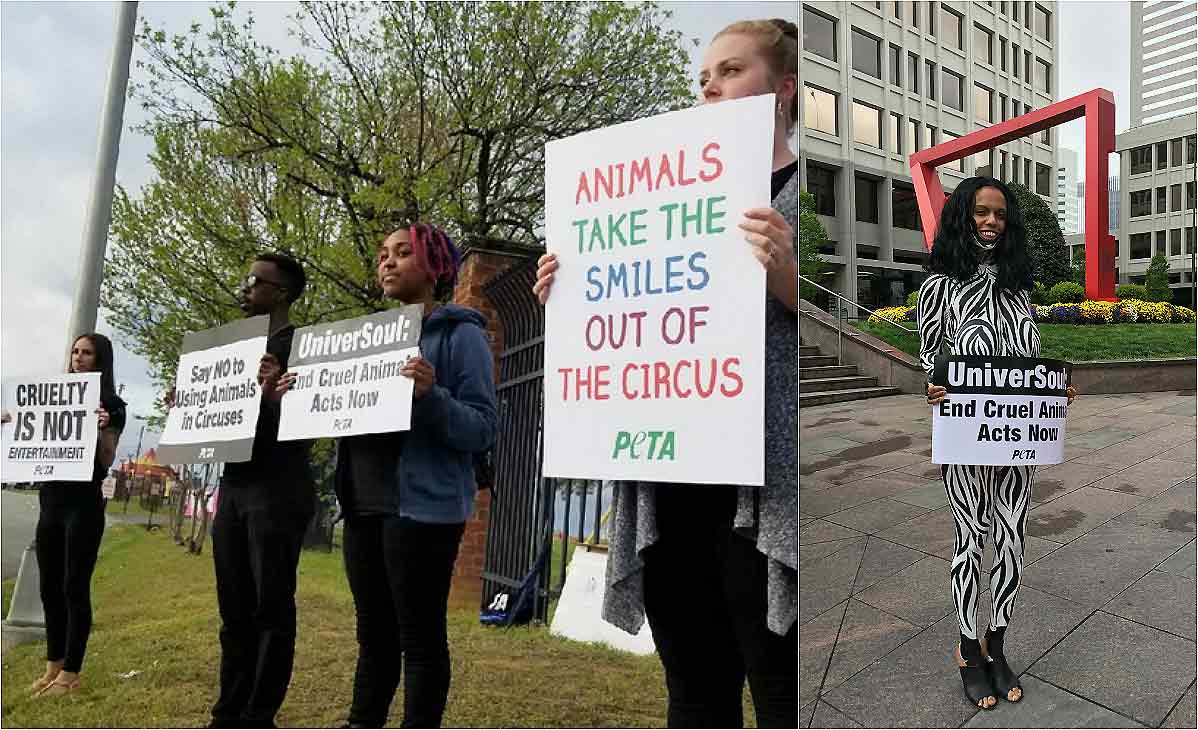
279;223;497;728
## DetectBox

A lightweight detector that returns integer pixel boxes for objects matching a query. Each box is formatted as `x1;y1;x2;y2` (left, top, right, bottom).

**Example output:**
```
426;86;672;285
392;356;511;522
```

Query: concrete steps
800;341;904;406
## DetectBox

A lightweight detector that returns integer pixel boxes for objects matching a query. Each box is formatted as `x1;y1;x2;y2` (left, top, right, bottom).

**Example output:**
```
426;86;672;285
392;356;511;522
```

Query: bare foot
955;644;997;709
30;661;63;695
37;670;81;697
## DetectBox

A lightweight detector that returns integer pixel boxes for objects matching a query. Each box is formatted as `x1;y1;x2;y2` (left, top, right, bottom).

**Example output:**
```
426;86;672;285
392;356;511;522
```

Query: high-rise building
1130;0;1198;126
1057;147;1079;234
1117;1;1198;305
1074;175;1121;237
799;0;1060;309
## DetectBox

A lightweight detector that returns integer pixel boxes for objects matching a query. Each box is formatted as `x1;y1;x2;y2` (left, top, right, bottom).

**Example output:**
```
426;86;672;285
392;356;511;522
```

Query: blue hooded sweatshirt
333;304;497;524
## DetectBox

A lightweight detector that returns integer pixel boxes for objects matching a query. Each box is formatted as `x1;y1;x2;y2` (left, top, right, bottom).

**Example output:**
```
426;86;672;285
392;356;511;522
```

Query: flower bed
868;299;1195;326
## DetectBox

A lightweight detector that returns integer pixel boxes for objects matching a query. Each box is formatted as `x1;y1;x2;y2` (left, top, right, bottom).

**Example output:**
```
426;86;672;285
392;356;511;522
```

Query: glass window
803;8;837;61
928;2;936;35
942;68;964;111
1024;158;1032;183
1000;38;1008;71
1171;184;1183;212
974;25;993;65
1187;135;1196;164
1041;127;1050;145
941;6;963;49
889;44;902;86
1012;154;1021;183
907;118;920;153
856;174;880;223
1156;142;1168;171
908;52;920;94
1034;58;1050;93
909;0;919;28
1130;190;1153;217
1170;138;1183;167
1011;44;1020;79
853;101;882;148
1130;232;1151;259
1000;93;1008;121
975;149;993;178
1171;228;1182;256
1156;230;1167;256
1187;227;1196;254
1035;4;1051;40
925;124;935;149
1188;181;1197;210
1013;0;1020;22
805;85;838;135
1000;150;1008;180
852;29;882;78
1024;1;1032;28
926;60;936;100
1156;186;1167;214
1036;162;1051;196
1025;50;1032;82
944;131;966;171
1001;1;1008;15
892;0;901;20
1130;145;1153;174
893;182;922;230
806;163;837;216
890;112;902;154
974;84;993;122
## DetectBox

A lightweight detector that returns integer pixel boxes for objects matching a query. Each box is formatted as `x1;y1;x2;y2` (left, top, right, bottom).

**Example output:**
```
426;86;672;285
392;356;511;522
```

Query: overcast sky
0;0;793;461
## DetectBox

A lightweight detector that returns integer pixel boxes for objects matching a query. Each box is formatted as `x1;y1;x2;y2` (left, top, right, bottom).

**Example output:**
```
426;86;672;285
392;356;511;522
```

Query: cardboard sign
278;307;422;441
157;316;269;464
542;94;773;485
1;372;101;482
932;355;1072;466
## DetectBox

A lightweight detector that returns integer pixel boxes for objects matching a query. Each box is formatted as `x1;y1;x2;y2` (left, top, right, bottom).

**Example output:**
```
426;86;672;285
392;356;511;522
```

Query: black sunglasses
241;274;287;292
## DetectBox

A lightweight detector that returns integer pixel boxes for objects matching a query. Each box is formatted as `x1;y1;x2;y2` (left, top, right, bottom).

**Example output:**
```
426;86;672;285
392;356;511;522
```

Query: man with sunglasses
208;252;315;728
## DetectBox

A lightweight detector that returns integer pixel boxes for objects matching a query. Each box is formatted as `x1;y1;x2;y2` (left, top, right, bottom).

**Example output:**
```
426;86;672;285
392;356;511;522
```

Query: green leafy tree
798;191;831;300
102;1;694;425
1007;183;1070;287
1144;251;1173;302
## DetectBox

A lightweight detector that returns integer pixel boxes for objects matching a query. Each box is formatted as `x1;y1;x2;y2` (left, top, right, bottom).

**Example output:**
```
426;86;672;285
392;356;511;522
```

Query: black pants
342;515;465;728
36;486;106;674
210;480;315;728
643;485;798;729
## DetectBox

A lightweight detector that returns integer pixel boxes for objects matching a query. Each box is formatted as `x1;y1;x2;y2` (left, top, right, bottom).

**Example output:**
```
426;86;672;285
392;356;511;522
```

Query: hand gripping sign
542;94;773;485
157;316;269;465
932;355;1072;466
1;372;101;483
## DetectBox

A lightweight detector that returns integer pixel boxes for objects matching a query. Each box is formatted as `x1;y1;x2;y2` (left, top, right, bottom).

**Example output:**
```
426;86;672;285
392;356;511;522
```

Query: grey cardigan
602;171;799;636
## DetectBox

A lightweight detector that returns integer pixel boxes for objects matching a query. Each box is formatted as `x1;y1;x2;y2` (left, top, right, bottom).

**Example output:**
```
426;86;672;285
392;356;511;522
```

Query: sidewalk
800;390;1197;729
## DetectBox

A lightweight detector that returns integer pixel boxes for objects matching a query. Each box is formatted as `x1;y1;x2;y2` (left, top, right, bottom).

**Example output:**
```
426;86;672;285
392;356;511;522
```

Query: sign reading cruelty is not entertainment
932;355;1072;466
157;316;269;465
1;372;101;483
278;306;422;441
542;94;773;485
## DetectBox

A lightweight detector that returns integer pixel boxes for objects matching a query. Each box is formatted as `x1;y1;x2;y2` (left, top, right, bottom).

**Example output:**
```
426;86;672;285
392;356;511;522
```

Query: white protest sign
157;316;269;464
932;356;1072;466
542;94;773;485
549;549;655;655
1;372;101;483
278;307;422;441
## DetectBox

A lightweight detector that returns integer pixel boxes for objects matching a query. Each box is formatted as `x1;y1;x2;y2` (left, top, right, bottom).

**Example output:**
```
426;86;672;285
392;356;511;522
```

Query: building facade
1130;0;1198;126
799;0;1060;310
1057;146;1079;235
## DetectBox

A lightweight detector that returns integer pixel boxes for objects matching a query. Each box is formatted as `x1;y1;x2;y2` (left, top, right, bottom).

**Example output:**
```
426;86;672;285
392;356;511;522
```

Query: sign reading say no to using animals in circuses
932;355;1072;466
542;94;773;485
1;372;100;483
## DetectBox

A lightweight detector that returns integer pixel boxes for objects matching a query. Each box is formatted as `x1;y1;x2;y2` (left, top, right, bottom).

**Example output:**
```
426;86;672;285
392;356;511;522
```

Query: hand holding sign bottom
401;357;435;399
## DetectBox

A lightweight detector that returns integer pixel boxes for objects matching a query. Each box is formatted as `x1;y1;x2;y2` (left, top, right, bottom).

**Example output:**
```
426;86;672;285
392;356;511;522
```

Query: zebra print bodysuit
918;263;1040;640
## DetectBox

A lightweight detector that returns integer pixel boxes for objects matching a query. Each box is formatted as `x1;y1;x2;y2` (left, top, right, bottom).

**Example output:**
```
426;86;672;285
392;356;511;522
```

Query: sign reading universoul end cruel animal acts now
542;94;773;485
1;372;100;482
277;306;422;441
932;355;1072;466
157;316;270;465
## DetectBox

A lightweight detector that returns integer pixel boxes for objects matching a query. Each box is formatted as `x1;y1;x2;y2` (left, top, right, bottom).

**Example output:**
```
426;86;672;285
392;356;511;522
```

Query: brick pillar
446;248;529;609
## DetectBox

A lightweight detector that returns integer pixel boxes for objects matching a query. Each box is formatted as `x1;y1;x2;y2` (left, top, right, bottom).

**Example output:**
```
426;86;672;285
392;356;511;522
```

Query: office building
1057;147;1079;234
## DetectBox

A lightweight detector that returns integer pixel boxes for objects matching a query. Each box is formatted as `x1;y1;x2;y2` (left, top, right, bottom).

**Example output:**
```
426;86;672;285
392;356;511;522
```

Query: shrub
1144;251;1172;302
1048;281;1085;304
1029;281;1048;305
870;306;914;325
906;290;920;308
1116;283;1148;301
1174;305;1196;323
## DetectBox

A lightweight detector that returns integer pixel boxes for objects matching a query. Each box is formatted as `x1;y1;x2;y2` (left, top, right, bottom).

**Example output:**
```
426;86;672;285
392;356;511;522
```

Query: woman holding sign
13;334;125;696
533;19;798;728
920;177;1077;710
277;222;496;728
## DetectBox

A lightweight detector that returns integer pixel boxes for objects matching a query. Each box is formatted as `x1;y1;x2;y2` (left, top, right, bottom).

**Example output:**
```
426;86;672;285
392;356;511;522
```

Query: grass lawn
1;525;725;728
856;321;1197;362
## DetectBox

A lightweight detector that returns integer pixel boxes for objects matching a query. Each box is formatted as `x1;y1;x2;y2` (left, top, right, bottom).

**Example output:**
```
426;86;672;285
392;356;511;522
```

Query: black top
771;161;798;200
338;430;405;517
43;391;126;500
222;324;314;487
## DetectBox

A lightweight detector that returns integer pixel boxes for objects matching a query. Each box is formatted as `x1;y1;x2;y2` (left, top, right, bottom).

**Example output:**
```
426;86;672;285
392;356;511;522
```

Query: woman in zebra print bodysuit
918;177;1076;711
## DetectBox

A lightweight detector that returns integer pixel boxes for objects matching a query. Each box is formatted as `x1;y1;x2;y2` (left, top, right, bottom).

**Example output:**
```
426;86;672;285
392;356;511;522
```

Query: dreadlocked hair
408;222;462;300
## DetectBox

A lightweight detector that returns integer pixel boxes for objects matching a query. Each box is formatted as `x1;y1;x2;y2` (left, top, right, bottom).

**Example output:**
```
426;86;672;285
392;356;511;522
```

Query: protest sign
157;316;269;464
1;372;101;483
101;476;117;499
542;94;773;485
932;355;1072;466
278;306;422;441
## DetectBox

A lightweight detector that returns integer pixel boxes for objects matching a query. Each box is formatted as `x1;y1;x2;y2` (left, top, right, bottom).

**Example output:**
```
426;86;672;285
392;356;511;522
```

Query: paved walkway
800;391;1197;729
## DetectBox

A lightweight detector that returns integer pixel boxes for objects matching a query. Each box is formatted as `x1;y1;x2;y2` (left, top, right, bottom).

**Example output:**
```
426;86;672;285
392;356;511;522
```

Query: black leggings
36;486;106;674
342;515;465;728
643;485;798;729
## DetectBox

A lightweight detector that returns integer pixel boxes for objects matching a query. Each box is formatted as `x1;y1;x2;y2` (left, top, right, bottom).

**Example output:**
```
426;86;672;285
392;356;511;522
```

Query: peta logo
611;430;676;461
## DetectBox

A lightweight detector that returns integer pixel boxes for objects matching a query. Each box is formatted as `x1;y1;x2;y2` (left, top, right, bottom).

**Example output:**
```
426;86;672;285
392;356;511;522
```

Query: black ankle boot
958;635;996;710
984;626;1023;702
